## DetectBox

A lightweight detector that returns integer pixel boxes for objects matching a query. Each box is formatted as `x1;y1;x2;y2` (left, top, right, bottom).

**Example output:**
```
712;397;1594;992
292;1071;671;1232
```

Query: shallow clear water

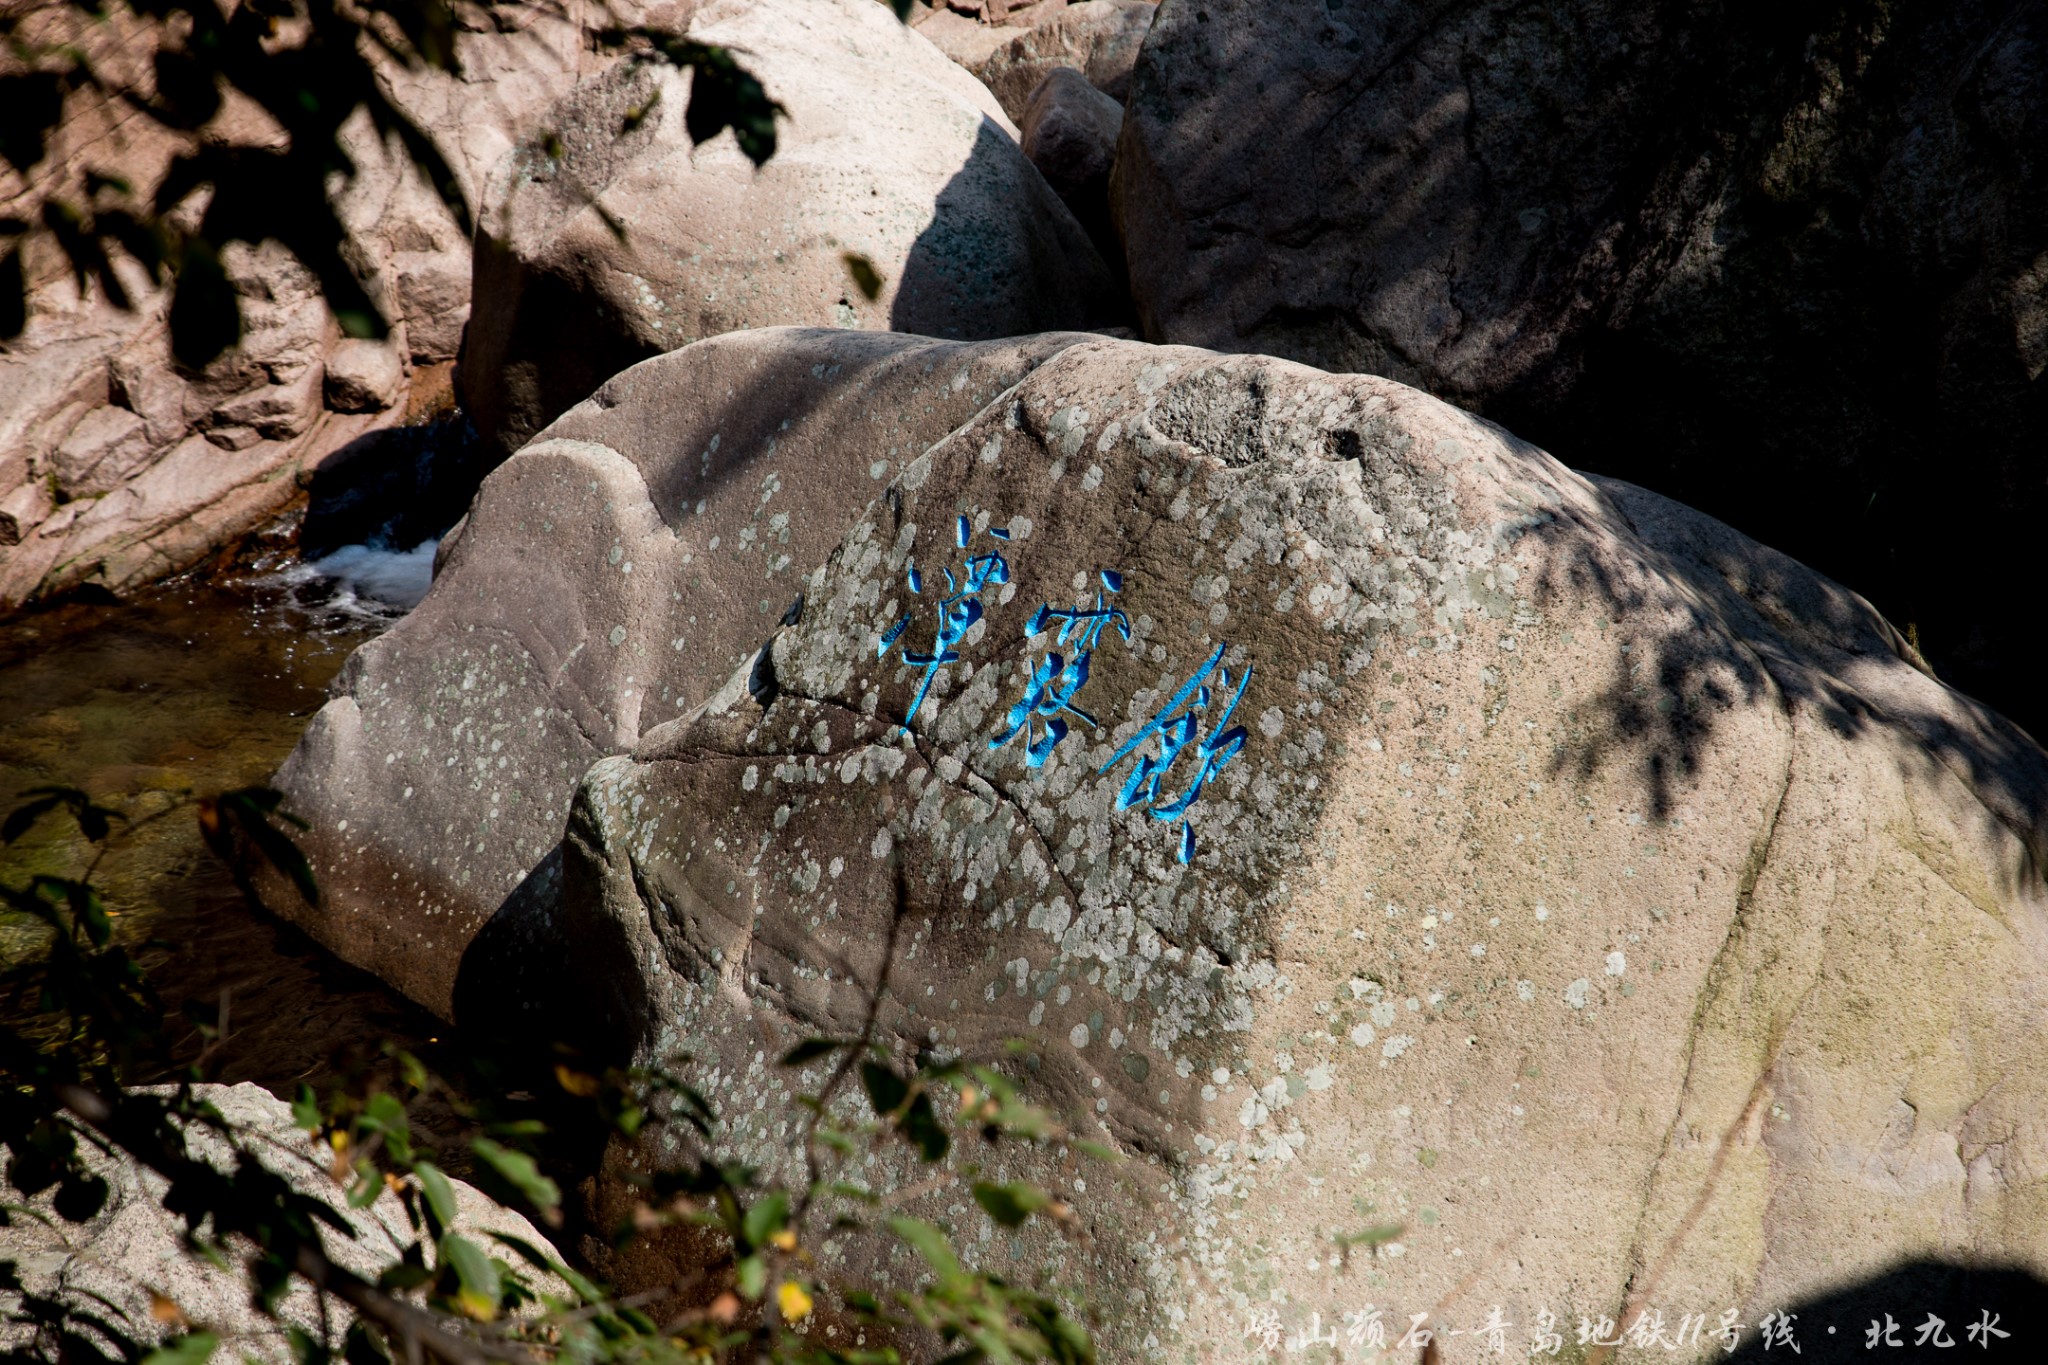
0;533;450;1095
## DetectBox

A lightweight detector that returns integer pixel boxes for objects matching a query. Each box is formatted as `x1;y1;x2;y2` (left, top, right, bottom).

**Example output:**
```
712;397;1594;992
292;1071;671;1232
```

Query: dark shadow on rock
1722;1260;2044;1362
1116;0;2048;739
459;225;668;466
300;414;495;558
891;116;1132;338
450;847;603;1054
1510;453;2048;884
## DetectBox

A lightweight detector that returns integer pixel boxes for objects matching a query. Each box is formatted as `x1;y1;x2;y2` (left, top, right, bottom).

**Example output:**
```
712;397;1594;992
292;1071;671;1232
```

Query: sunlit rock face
553;336;2048;1359
0;0;599;612
460;0;1123;463
271;328;1097;1018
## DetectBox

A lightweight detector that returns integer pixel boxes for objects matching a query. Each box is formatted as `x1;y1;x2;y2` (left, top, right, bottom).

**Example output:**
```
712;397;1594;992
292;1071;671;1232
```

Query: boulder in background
1111;0;2048;737
459;0;1124;462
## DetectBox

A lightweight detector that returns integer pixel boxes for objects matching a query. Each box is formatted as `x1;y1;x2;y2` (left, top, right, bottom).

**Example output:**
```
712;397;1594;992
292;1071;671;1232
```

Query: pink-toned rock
974;0;1154;122
50;407;153;500
1018;66;1122;267
0;0;605;614
541;333;2048;1356
270;327;1098;1018
910;6;1015;66
323;339;405;413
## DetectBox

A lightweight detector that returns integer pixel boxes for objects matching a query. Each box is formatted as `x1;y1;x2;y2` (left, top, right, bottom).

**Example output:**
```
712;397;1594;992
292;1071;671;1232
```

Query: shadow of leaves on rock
1514;444;2048;886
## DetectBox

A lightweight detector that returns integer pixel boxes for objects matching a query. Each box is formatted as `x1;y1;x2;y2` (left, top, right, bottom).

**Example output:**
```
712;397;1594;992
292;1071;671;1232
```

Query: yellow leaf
554;1064;601;1097
769;1228;798;1252
777;1280;813;1322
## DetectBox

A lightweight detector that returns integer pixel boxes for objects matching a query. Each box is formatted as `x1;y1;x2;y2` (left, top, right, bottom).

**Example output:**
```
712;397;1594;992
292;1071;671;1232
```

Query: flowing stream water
0;528;449;1097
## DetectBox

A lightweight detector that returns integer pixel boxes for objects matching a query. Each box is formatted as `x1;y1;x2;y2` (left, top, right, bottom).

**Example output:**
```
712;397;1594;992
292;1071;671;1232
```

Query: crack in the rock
1612;702;1796;1317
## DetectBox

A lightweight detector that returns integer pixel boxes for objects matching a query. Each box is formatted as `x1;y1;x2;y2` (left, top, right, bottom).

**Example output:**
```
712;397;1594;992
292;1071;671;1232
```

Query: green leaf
886;1217;962;1284
742;1189;790;1253
734;1253;766;1301
285;1324;330;1365
66;881;110;948
1333;1222;1405;1259
860;1061;908;1117
780;1037;839;1067
376;1261;434;1292
0;72;65;176
677;45;784;166
487;1230;605;1304
1073;1140;1122;1163
168;237;240;369
52;1174;110;1223
142;1334;219;1365
360;1091;412;1164
290;1084;320;1133
970;1181;1050;1230
900;1090;949;1163
841;252;884;302
438;1234;500;1320
414;1162;458;1234
346;1171;384;1210
221;788;319;905
1;794;61;844
342;1322;389;1365
470;1138;560;1217
393;1049;429;1094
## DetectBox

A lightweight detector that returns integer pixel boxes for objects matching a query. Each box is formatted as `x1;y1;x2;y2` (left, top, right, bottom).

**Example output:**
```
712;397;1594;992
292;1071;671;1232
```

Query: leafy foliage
1;786;1103;1365
0;0;790;366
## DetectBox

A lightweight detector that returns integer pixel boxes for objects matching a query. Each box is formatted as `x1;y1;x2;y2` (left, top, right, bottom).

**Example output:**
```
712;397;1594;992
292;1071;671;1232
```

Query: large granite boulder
548;336;2048;1358
460;0;1124;463
0;1083;561;1362
272;328;1098;1017
1112;0;2048;735
0;0;600;613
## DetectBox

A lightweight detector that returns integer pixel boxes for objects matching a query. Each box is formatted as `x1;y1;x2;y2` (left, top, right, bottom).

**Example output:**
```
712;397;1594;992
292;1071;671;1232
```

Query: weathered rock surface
0;1083;561;1362
324;339;407;414
545;336;2048;1358
1112;0;2048;736
1019;68;1124;270
272;328;1099;1018
974;0;1155;123
0;0;607;613
460;0;1124;462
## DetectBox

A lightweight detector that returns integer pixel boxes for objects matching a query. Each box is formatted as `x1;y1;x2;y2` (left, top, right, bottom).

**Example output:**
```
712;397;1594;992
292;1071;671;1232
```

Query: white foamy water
281;540;440;617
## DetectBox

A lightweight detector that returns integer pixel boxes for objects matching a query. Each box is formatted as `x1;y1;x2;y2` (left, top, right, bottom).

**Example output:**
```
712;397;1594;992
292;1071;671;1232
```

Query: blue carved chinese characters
990;569;1131;768
1097;643;1252;864
878;515;1010;728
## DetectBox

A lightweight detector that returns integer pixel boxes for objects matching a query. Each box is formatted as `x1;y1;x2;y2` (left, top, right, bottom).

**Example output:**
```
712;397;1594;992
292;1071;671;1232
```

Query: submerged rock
460;0;1123;462
272;328;1099;1018
545;336;2048;1357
